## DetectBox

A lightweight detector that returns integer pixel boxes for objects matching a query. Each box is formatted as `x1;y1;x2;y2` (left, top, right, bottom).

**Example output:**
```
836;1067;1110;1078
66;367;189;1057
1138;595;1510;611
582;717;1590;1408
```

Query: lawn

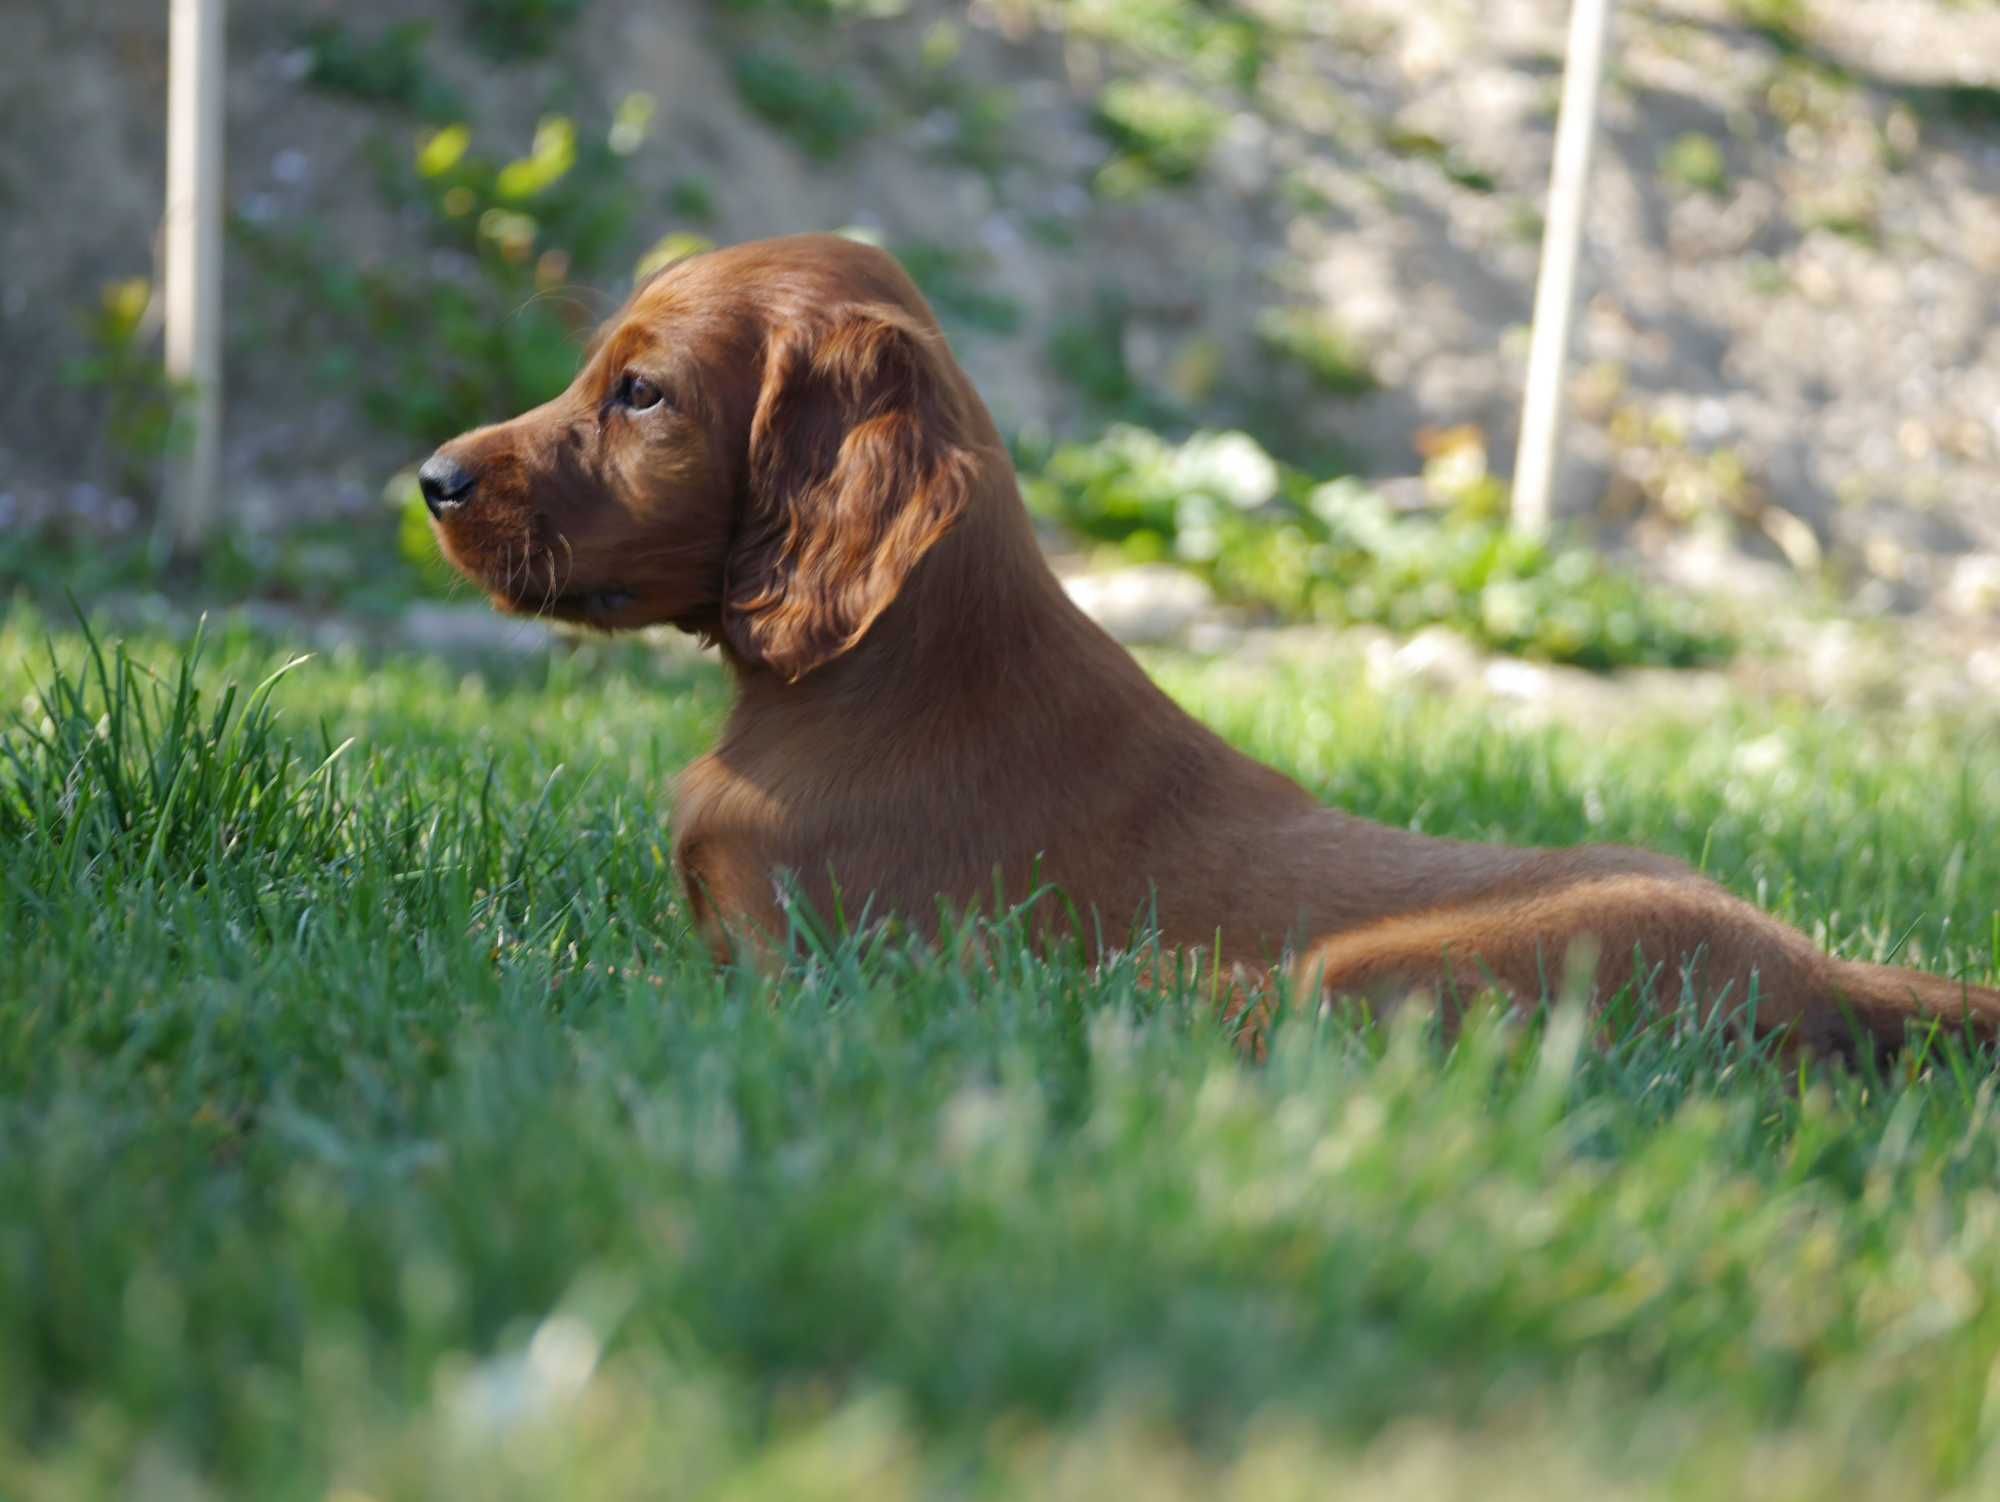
5;599;2000;1499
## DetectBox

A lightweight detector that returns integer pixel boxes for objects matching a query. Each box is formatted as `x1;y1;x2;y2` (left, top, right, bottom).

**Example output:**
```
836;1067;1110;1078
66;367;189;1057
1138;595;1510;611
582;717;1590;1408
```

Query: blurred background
4;0;1998;695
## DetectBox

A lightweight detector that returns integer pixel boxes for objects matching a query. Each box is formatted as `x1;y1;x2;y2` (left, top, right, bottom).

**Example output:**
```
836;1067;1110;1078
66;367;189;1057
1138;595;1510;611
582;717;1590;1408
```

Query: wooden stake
1511;0;1613;539
164;0;226;553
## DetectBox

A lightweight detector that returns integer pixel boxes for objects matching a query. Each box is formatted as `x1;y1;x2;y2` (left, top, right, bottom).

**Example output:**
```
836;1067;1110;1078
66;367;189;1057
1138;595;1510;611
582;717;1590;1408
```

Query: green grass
5;601;2000;1497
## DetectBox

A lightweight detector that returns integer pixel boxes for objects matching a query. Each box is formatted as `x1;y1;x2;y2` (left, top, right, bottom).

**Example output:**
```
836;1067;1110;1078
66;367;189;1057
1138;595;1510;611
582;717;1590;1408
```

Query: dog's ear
724;303;977;682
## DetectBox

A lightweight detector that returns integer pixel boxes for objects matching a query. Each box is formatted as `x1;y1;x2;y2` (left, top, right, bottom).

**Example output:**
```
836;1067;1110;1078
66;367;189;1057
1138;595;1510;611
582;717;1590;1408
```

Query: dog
422;232;2000;1057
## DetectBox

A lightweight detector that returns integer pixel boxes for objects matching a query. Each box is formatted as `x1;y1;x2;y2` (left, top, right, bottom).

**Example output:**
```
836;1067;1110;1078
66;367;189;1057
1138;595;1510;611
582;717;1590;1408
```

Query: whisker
535;542;563;619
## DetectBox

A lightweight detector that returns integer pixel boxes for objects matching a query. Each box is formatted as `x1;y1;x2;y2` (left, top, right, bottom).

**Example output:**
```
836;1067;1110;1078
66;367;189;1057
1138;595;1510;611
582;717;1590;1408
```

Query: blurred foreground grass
4;601;2000;1499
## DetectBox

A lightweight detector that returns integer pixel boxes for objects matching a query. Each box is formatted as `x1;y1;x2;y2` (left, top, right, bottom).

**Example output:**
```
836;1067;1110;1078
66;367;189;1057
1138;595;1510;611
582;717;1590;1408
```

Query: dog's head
423;234;982;681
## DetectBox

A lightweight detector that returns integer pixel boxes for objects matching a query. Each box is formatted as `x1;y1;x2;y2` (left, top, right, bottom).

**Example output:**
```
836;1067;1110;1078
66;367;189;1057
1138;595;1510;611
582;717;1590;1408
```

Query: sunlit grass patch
3;604;1999;1497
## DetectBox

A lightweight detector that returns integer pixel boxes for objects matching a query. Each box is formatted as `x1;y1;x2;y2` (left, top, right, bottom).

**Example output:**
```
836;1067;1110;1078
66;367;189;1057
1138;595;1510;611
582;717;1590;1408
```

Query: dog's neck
717;460;1169;760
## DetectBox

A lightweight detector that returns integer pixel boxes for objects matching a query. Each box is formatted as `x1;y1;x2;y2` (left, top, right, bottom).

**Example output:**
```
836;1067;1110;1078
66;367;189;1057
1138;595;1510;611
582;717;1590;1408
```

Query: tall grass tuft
0;616;353;894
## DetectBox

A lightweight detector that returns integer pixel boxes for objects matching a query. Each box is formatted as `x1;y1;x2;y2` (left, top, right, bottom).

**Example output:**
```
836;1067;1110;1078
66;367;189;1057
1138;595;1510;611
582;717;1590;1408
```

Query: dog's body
426;233;2000;1055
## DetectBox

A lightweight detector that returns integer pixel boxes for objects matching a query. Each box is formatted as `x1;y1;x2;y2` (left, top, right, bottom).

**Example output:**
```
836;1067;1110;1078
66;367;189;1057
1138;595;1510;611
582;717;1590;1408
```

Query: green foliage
1255;307;1377;397
1729;0;1812;50
0;504;454;616
237;106;656;445
4;612;2000;1495
1795;183;1880;246
1761;53;1856;129
938;82;1021;177
1381;125;1499;192
59;280;185;499
384;277;575;444
1024;426;1733;669
236;227;564;451
300;20;464;120
731;49;874;159
462;0;592;58
1928;81;2000;128
894;241;1023;335
397;115;634;271
1505;199;1546;244
1660;131;1730;196
1038;0;1269;88
0;524;151;603
667;174;718;222
718;0;911;16
273;231;585;447
1044;299;1185;427
898;19;1023;175
1091;78;1227;195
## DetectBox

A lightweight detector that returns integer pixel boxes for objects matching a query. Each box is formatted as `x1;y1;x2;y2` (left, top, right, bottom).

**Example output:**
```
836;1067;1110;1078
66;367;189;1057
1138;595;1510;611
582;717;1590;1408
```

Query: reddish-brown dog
424;233;1999;1056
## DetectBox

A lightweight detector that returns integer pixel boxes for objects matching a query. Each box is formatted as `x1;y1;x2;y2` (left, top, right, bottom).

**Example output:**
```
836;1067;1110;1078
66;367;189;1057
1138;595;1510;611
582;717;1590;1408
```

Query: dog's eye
620;374;665;412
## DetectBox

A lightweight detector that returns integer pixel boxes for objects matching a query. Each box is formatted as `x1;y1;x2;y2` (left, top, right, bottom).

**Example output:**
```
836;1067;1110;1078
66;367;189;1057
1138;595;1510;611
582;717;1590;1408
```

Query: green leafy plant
0;503;455;615
1929;81;2000;127
238;106;658;447
60;280;187;499
1730;0;1812;50
1092;79;1226;196
1027;0;1268;88
300;20;463;120
1660;132;1730;196
1381;125;1499;193
397;114;636;272
1023;426;1734;669
239;221;585;448
1255;308;1377;397
940;84;1021;177
716;0;911;17
894;241;1023;335
667;175;718;222
1795;180;1880;246
731;50;873;159
1045;300;1186;427
461;0;592;58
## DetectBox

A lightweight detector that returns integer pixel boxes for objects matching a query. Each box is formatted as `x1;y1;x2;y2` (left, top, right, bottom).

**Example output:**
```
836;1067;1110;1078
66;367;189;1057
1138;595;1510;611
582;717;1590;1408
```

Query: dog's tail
1815;958;2000;1057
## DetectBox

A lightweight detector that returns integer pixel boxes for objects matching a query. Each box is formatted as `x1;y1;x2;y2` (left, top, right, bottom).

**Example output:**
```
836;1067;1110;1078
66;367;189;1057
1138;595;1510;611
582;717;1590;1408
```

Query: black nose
418;453;478;518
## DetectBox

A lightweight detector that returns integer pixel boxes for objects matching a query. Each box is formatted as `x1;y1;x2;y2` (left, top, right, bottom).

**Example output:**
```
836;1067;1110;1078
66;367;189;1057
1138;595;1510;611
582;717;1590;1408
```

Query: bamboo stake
164;0;225;552
1511;0;1613;539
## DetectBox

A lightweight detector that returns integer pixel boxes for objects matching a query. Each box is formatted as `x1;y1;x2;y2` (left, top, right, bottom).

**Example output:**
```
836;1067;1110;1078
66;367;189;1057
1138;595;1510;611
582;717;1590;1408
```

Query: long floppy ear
724;303;979;682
